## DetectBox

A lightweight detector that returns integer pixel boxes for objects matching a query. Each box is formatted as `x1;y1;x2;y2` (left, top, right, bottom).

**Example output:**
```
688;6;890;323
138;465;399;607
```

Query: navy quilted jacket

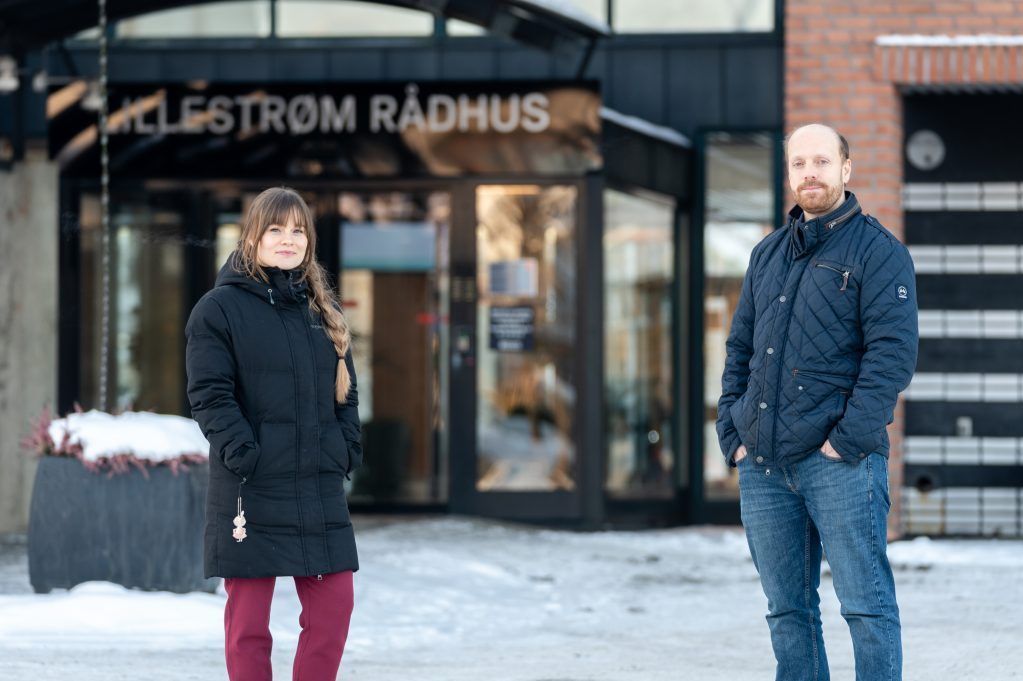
716;192;918;467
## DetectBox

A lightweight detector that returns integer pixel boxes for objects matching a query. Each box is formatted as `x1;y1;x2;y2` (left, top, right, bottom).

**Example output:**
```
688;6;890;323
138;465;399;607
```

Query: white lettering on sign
111;89;551;136
319;95;356;133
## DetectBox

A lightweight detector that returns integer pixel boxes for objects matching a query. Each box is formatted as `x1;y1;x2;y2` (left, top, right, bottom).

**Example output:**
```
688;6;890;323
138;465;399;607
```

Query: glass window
703;132;775;500
604;189;676;498
535;0;607;25
613;0;773;33
277;0;434;37
72;27;101;40
445;19;487;37
116;1;271;38
339;191;450;504
476;185;577;492
78;193;186;414
446;0;606;36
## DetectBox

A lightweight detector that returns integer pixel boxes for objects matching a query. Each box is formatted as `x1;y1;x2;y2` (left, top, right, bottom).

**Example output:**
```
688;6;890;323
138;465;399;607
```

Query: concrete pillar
0;143;58;534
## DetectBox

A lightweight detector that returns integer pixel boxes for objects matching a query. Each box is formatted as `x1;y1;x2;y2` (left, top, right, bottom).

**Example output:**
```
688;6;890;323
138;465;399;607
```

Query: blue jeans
738;451;902;681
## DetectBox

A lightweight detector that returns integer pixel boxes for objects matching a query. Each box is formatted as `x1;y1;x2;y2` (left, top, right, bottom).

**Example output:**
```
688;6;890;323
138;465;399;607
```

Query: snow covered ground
1;518;1021;680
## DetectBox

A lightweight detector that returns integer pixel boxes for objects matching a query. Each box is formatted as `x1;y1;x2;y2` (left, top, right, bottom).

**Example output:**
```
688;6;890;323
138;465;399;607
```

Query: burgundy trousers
223;571;354;681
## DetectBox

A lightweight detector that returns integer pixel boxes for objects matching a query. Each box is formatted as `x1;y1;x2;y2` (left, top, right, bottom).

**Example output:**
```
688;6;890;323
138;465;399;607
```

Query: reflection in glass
117;1;271;38
340;191;450;503
446;0;605;36
613;0;773;33
277;1;434;37
703;132;775;499
79;195;185;414
476;185;577;492
604;189;676;498
215;218;241;271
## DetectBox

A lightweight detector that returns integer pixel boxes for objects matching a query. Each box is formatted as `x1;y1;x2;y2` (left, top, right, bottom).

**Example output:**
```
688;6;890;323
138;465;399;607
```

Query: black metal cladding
917;339;1023;373
902;94;1023;537
906;403;1023;438
906;212;1023;245
905;93;1023;184
916;274;1023;310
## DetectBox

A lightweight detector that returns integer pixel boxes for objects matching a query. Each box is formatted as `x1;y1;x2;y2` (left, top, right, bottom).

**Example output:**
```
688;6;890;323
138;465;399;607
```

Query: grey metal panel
496;46;554;78
608;48;665;124
386;48;442;79
439;49;499;79
108;53;162;80
218;52;273;81
664;48;723;136
162;52;217;81
274;51;329;81
723;46;780;127
328;50;388;80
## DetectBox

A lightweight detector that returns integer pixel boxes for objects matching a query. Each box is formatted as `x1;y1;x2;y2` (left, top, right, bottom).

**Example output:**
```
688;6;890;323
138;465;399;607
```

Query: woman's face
256;212;308;270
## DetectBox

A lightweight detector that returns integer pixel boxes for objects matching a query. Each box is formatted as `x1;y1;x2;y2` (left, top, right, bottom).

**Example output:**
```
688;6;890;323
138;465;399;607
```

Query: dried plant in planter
23;405;208;478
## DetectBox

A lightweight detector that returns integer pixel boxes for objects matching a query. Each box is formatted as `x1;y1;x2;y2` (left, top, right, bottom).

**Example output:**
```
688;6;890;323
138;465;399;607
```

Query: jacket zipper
268;288;275;305
815;263;850;291
825;204;859;230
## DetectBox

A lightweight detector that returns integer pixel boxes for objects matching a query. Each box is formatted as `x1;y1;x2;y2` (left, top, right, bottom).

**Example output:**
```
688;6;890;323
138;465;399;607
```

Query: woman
185;186;363;681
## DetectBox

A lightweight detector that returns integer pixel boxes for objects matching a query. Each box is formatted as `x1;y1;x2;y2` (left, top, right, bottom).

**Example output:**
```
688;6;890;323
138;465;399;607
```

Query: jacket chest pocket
806;258;858;317
811;258;855;291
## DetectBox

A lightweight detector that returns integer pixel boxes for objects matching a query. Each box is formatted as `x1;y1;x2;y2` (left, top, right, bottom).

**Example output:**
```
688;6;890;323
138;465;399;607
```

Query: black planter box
28;456;216;594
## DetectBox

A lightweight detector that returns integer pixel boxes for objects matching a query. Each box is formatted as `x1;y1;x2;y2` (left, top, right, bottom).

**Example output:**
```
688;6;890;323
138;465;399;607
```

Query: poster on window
488;305;535;352
488;259;539;298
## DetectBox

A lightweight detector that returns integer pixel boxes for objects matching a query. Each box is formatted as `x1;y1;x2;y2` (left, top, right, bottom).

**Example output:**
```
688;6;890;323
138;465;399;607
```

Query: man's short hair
784;124;850;162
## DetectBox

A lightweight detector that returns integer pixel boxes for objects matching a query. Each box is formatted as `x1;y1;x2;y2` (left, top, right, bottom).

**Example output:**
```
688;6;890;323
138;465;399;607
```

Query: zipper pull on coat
268;288;275;305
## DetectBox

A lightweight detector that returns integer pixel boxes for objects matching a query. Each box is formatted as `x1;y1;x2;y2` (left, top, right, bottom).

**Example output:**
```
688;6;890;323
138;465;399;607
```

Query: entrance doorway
447;182;587;521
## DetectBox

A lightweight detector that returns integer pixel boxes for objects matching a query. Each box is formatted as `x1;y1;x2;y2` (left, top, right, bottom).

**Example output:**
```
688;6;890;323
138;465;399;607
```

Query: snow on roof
513;0;612;36
600;107;692;149
48;410;209;462
876;34;1023;47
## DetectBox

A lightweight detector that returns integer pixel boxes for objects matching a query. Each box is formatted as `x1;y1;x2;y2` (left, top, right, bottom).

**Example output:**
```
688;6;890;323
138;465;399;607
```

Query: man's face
786;126;852;218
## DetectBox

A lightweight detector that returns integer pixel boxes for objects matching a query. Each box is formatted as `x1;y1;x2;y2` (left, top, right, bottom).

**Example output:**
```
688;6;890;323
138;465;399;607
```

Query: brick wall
784;0;1023;535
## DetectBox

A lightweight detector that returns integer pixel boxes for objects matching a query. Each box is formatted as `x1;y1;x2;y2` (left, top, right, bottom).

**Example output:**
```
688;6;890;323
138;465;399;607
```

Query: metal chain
97;0;111;410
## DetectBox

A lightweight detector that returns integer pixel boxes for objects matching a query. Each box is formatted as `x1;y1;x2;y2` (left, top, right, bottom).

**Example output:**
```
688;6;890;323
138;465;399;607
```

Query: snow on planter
29;408;209;476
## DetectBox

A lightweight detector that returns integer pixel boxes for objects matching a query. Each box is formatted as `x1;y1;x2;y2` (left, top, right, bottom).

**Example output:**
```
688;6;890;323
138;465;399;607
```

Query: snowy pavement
1;517;1021;680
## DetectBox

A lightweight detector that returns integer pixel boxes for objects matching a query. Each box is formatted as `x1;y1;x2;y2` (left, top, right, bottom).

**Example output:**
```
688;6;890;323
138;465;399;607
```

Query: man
716;123;917;681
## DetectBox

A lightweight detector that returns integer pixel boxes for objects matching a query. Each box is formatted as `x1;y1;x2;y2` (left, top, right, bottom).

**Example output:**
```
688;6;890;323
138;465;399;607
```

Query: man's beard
796;180;844;215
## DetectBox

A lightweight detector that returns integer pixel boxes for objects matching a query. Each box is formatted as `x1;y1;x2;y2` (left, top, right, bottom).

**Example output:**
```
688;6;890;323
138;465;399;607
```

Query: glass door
449;182;584;520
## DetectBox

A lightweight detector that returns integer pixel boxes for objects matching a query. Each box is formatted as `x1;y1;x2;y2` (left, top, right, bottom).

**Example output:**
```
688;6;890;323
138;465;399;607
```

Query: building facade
787;0;1023;536
5;1;1018;539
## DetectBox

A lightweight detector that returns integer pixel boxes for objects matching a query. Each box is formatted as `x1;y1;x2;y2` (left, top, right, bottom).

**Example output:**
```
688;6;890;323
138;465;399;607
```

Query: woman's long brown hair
236;187;352;402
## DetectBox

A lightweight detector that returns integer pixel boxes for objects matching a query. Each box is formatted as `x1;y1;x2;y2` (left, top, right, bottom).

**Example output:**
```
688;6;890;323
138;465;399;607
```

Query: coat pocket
251;422;297;483
812;259;855;292
791;369;856;447
319;422;350;475
729;391;754;448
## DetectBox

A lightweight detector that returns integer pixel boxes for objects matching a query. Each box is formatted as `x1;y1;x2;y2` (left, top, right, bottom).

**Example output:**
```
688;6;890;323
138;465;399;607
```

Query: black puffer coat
185;254;362;579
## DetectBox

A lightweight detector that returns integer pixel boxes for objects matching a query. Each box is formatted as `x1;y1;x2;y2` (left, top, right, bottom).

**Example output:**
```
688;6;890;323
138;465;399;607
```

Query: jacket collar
787;191;861;258
215;251;309;306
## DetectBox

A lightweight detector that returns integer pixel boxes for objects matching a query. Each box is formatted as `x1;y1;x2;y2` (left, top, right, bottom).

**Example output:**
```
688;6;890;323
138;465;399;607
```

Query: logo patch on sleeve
897;285;908;300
